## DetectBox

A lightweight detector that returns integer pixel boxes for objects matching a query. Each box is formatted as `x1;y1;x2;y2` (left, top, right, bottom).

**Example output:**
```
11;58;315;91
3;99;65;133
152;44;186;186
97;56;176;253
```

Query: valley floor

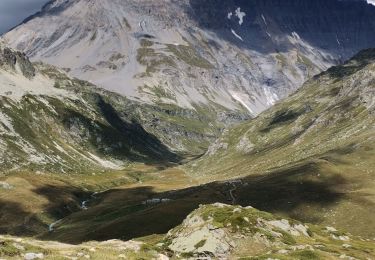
2;149;375;245
0;151;375;259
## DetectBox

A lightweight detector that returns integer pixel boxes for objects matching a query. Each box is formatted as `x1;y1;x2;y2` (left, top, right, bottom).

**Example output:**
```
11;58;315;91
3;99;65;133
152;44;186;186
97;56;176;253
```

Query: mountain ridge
4;0;375;116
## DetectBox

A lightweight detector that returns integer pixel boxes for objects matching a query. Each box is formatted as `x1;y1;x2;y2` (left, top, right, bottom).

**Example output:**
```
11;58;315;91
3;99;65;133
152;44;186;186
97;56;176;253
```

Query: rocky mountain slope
3;0;375;116
186;48;375;237
189;48;375;177
1;204;374;259
0;42;247;173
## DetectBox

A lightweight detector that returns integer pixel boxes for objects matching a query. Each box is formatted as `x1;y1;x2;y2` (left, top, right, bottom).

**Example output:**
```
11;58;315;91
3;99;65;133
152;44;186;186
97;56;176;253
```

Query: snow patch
336;34;341;46
291;32;301;40
261;14;267;25
231;29;244;41
235;7;246;25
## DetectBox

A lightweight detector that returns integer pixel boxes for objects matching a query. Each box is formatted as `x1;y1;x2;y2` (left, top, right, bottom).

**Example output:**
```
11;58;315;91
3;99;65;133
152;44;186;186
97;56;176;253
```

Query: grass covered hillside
0;43;249;174
186;49;375;237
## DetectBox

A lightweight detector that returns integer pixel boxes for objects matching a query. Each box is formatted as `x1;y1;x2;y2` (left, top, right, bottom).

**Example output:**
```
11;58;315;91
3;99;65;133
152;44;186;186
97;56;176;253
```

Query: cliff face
2;0;375;116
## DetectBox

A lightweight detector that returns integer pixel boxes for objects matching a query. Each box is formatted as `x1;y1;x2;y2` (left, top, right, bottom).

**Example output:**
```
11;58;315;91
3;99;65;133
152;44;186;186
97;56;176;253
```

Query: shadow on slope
236;162;347;222
96;96;181;164
187;0;375;56
59;95;181;166
0;176;89;238
0;199;43;237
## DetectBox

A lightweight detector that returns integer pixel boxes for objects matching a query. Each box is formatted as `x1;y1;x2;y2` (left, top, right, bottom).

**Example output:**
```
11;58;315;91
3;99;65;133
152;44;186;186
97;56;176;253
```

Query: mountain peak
3;0;375;116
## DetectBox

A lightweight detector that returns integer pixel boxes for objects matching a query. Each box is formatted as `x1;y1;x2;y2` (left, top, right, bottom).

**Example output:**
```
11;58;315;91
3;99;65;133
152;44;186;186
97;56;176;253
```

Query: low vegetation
185;49;375;238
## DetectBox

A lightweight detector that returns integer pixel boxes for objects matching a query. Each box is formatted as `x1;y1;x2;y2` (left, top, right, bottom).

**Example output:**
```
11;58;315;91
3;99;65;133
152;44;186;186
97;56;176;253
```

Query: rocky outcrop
163;203;375;259
0;44;35;78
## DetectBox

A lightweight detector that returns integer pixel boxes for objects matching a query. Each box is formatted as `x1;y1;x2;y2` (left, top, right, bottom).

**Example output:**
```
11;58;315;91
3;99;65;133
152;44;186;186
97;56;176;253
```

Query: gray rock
24;253;44;260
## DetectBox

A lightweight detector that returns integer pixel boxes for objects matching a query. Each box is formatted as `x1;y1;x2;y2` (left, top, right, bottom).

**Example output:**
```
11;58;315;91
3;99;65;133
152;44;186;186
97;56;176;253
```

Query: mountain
5;49;368;248
0;41;248;173
0;45;374;260
185;48;375;237
3;0;375;116
1;1;375;258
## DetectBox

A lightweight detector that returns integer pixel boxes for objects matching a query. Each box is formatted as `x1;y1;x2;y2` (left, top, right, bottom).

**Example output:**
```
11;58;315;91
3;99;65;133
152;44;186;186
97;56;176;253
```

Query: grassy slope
0;204;374;259
0;164;191;240
184;49;375;237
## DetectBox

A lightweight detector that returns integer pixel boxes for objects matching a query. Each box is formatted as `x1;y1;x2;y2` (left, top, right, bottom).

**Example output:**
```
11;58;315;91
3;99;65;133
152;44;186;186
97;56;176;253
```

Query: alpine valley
0;0;374;259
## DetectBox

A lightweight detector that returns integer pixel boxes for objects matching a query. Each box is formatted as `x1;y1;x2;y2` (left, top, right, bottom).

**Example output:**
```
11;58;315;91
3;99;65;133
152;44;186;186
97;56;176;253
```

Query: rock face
0;44;35;78
3;0;375;116
192;48;375;174
165;203;312;258
167;211;234;257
